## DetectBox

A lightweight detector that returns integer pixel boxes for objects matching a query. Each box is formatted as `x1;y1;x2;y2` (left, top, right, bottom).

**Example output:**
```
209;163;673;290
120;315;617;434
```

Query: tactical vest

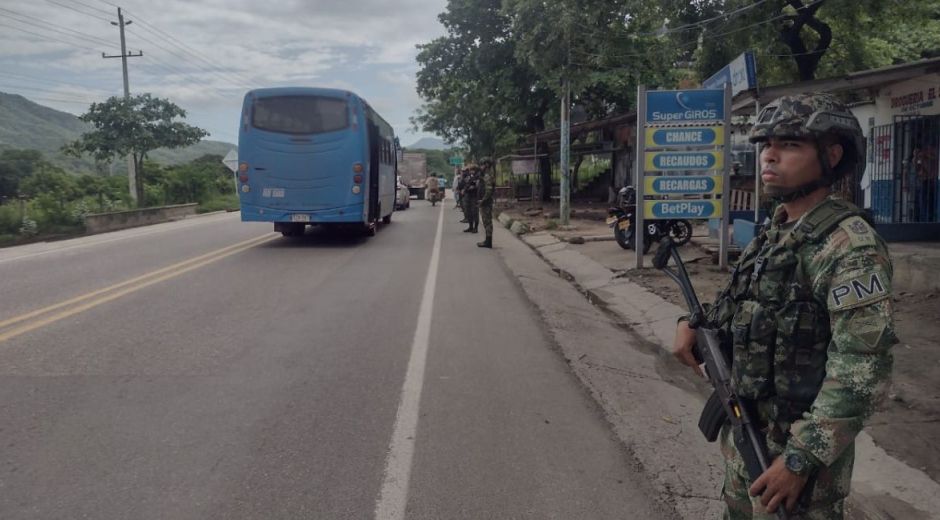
710;199;868;428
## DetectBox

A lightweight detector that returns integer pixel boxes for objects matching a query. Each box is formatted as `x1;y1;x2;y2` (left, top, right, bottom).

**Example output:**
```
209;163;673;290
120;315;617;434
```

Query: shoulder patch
838;216;876;248
828;271;889;311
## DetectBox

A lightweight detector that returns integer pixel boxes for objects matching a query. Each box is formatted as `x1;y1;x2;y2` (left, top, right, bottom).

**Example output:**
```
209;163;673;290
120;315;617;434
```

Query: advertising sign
644;151;723;171
702;50;757;96
644;200;722;219
646;89;725;123
645;126;724;148
645;175;722;196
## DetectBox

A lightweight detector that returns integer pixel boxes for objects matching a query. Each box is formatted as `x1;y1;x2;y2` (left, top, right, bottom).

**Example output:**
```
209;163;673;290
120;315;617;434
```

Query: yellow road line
0;233;279;344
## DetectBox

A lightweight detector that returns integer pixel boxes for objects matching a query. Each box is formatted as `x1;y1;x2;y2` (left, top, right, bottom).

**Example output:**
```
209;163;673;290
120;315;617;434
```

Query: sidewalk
496;208;940;520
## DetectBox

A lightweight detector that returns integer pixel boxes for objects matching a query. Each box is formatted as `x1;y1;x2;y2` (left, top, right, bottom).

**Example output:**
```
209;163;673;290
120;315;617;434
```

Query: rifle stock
654;237;787;520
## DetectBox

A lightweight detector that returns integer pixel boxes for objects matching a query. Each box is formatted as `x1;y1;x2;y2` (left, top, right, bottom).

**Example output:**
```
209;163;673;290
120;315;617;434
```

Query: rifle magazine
698;391;726;442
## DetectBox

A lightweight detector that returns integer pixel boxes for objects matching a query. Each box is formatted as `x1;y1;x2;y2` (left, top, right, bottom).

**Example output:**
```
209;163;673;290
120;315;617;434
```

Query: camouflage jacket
479;172;495;205
709;196;897;470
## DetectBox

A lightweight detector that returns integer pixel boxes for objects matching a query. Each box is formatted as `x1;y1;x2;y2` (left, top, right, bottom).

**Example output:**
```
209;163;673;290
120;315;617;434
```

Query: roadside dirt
502;200;940;483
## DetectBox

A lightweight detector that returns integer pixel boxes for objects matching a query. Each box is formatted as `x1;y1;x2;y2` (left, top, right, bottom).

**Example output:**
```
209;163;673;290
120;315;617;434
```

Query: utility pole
558;10;572;226
559;80;570;226
103;7;143;205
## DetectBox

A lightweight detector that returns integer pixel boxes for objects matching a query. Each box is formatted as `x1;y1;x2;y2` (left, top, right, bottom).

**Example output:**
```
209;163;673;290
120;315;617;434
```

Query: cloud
0;0;449;144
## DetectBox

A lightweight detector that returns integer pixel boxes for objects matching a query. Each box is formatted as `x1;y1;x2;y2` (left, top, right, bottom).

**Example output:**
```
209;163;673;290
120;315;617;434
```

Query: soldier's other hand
749;456;809;514
672;320;703;377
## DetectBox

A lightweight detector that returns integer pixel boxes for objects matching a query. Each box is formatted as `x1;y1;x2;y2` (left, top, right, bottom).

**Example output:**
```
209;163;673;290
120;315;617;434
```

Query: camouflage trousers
465;199;479;227
720;426;853;519
480;202;493;236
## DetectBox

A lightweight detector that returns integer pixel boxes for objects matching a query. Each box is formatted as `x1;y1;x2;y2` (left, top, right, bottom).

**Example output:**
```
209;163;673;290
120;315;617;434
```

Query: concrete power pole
103;7;143;205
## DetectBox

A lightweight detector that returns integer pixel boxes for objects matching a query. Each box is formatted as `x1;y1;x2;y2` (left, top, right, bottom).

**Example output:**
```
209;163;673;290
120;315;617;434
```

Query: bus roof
245;86;358;100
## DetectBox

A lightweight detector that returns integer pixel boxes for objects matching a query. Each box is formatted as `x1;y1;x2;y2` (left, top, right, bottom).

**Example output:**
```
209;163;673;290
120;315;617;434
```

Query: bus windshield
251;95;349;135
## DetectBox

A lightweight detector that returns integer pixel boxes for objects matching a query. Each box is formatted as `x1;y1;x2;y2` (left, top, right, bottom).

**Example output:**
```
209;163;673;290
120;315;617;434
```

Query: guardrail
84;203;198;234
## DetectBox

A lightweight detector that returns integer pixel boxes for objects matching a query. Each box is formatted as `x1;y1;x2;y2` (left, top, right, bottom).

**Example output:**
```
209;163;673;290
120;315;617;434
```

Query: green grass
197;194;239;213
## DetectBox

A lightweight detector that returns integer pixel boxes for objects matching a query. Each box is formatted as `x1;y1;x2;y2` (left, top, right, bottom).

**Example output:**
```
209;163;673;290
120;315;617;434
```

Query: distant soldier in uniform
477;159;496;248
463;167;480;233
672;94;897;519
454;170;464;211
458;168;470;222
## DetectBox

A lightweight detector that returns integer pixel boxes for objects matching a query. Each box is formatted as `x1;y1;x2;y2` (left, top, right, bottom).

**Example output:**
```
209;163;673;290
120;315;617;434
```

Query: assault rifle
653;237;787;520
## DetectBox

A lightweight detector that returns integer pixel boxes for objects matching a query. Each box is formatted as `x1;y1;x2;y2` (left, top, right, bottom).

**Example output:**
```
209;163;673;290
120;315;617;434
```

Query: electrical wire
121;8;257;89
43;0;112;23
0;8;115;47
0;21;99;52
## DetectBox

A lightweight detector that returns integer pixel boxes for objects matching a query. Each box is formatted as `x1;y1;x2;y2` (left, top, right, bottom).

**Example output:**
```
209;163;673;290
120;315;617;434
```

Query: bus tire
382;214;391;224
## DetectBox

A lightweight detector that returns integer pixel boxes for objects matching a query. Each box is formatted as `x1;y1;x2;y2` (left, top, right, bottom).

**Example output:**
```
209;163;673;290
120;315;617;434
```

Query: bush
0;204;20;235
197;194;239;213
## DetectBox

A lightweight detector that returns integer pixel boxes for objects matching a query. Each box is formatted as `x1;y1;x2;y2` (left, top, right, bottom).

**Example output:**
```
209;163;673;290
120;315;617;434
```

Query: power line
70;0;113;16
43;0;111;23
121;8;256;89
644;0;774;37
0;21;99;52
125;27;240;101
0;71;113;94
0;9;115;47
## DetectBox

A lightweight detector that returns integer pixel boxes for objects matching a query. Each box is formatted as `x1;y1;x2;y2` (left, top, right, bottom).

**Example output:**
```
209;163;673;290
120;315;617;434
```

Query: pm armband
828;271;890;311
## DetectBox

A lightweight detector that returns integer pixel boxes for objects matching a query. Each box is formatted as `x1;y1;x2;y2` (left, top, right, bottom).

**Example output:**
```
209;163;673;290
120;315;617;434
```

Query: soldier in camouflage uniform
672;94;897;519
477;160;496;248
463;167;480;233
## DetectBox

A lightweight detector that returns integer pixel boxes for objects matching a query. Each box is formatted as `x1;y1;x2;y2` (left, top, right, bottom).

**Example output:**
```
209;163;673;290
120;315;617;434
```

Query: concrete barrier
84;203;198;234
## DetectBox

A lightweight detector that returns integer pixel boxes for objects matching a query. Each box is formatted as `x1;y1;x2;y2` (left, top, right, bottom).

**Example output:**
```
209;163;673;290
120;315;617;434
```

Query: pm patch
828;272;889;311
838;216;876;248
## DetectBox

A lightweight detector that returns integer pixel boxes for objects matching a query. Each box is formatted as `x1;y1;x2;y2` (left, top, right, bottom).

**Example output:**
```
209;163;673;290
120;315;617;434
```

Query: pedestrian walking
477;160;496;248
672;94;897;519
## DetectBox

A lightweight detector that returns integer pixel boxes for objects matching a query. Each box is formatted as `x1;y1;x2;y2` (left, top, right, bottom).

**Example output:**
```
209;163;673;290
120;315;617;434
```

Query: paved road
0;204;670;519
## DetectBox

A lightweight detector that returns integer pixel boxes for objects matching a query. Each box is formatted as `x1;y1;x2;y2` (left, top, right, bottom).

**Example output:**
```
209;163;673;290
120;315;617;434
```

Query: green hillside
0;92;234;174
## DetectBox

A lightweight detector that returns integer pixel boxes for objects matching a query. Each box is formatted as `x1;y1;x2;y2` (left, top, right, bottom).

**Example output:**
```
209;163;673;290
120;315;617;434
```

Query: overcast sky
0;0;449;146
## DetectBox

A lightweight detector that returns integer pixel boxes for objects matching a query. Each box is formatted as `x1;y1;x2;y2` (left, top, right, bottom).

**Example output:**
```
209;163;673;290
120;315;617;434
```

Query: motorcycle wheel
614;223;633;250
670;220;693;246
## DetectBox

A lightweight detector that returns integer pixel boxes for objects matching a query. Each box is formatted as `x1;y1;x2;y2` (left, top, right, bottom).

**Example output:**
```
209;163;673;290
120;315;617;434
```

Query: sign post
635;85;731;268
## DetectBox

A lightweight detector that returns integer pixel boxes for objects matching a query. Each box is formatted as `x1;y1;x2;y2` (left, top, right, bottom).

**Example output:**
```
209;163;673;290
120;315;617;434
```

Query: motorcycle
427;187;442;206
606;186;693;253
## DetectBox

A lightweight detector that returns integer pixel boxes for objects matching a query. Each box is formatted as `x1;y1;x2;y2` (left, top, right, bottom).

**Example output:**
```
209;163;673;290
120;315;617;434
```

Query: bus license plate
291;214;310;223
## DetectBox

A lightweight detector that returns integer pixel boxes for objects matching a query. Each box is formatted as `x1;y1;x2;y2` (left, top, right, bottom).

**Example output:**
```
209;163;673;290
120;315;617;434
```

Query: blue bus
237;87;397;236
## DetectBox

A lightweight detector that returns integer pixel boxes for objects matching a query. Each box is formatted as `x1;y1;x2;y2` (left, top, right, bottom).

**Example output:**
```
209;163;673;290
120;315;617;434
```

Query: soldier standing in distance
477;159;496;248
458;168;470;223
463;167;480;233
672;94;897;519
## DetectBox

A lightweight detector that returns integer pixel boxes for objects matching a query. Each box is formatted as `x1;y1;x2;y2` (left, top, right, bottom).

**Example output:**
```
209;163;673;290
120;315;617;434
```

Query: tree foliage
414;0;940;157
64;94;208;205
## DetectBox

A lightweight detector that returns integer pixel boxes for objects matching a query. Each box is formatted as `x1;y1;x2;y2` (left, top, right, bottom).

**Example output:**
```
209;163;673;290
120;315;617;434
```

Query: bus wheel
382;214;392;224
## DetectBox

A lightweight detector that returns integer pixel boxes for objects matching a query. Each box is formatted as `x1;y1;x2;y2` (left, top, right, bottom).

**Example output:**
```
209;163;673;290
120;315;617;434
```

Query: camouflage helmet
749;93;865;180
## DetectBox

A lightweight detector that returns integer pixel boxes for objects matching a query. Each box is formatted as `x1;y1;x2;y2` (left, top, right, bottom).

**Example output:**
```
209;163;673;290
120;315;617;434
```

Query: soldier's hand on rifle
748;456;809;514
672;320;703;377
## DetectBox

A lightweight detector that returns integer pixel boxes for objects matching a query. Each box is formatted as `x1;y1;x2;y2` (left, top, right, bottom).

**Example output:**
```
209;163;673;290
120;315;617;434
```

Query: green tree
0;149;46;201
64;94;208;206
662;0;940;84
412;0;556;158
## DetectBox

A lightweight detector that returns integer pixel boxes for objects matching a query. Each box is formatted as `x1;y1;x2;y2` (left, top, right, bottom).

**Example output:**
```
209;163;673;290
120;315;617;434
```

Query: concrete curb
506;229;940;519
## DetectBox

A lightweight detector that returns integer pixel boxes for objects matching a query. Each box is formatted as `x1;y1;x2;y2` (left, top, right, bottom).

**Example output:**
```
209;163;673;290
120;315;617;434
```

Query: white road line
374;202;445;520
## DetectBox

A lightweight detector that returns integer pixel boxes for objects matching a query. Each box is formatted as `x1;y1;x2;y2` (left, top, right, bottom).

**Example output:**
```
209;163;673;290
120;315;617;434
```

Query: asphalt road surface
0;203;669;519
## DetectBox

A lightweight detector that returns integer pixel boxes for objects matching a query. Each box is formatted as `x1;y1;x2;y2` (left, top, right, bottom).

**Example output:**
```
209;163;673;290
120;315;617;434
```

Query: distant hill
0;92;235;174
406;137;448;150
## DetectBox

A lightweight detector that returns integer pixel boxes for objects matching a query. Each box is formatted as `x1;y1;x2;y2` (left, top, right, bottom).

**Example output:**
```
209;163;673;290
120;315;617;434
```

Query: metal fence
866;116;940;224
